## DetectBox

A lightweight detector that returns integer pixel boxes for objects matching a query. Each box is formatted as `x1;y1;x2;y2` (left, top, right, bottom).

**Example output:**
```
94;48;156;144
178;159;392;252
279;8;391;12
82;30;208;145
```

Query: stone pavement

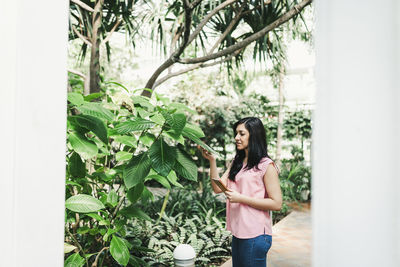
221;203;311;267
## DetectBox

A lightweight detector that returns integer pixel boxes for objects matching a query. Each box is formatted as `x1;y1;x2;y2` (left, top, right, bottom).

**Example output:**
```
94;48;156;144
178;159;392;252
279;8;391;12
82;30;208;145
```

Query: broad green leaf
110;236;130;266
149;113;165;125
68;152;86;178
162;130;185;145
68;132;98;160
111;135;137;147
64;242;77;254
123;152;152;189
170;113;186;135
167;170;184;188
76;102;115;121
68;115;108;144
181;130;220;156
66;181;83;189
86;213;103;221
182;123;205;138
139;133;155;147
65;194;105;213
103;228;118;242
173;148;197;181
145;174;171;189
64;253;85;267
131;95;154;111
116;151;132;162
119;205;151;221
83;92;102;102
137;107;151;118
68;92;84;106
107;189;118;207
149;138;177;177
115;118;155;134
169;102;197;114
127;183;144;204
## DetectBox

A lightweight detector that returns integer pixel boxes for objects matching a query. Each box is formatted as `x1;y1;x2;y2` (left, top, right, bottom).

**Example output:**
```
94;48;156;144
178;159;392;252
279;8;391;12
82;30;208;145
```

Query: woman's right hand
197;145;215;161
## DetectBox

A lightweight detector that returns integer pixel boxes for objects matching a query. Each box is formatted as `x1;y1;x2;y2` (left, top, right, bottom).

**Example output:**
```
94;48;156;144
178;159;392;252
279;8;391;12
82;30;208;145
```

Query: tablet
211;178;228;192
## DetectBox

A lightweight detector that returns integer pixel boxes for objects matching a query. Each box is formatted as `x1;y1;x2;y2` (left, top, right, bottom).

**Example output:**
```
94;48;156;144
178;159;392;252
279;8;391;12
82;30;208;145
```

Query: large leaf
67;92;84;106
149;138;177;176
76;102;115;121
65;194;105;213
68;132;98;160
110;235;130;266
107;189;118;207
115;118;155;134
182;123;205;138
64;253;85;267
145;174;171;189
68;152;86;178
167;170;184;188
181;129;220;156
111;135;137;147
123;152;152;189
170;113;186;135
69;115;108;144
169;102;197;114
131;95;154;111
116;151;132;162
127;183;144;204
173;148;197;181
64;242;77;254
119;205;151;221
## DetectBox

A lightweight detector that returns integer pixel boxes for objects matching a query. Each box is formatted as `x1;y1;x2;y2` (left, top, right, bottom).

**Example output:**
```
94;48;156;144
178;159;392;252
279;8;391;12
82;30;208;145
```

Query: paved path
221;204;311;267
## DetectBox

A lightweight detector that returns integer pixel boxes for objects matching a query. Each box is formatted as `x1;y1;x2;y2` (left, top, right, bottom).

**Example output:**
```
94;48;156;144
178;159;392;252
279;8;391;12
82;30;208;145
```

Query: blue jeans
232;234;272;267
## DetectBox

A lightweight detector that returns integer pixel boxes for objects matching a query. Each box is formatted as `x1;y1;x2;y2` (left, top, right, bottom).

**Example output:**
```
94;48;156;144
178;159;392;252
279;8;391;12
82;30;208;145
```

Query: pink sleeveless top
226;157;276;238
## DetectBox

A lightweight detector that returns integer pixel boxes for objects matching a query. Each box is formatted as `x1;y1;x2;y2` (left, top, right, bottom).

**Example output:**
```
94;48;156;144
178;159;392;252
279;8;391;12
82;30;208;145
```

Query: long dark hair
228;117;270;181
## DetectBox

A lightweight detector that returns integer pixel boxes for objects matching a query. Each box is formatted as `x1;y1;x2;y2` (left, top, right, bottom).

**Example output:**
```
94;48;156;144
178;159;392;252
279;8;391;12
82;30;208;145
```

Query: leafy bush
64;89;214;266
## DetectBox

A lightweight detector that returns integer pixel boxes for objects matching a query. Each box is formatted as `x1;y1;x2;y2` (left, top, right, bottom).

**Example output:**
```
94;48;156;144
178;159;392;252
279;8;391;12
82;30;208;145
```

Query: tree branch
153;5;244;88
187;0;236;45
153;49;242;87
142;0;194;95
71;0;95;12
68;69;86;79
179;0;312;64
72;25;92;46
101;19;122;45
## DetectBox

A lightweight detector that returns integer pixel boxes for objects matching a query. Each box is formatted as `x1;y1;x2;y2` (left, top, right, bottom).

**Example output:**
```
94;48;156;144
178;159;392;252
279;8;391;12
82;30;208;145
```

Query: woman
199;117;282;267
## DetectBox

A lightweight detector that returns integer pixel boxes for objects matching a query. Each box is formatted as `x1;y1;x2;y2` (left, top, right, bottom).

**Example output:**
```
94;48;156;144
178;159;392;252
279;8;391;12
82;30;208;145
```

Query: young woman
199;117;282;267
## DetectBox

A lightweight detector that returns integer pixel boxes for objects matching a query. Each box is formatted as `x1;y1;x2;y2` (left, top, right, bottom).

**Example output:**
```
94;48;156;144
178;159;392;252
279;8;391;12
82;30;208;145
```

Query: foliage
143;0;313;90
130;185;230;266
279;160;311;202
65;87;213;266
283;110;312;140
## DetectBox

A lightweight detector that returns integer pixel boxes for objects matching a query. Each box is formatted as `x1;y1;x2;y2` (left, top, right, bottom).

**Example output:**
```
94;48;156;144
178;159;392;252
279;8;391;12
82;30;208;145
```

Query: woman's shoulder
259;157;273;164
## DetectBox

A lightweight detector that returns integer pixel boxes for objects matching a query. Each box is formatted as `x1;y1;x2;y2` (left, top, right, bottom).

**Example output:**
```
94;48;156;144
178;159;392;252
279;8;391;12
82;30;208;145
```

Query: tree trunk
276;66;285;169
89;0;104;94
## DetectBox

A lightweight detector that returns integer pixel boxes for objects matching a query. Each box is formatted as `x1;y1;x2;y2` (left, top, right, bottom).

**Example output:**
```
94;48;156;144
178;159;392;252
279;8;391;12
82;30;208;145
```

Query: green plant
64;89;214;266
133;211;231;267
279;161;311;202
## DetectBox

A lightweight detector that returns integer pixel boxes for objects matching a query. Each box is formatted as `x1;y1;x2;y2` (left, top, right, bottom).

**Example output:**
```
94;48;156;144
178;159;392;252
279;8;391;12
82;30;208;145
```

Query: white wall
0;0;68;266
313;1;399;266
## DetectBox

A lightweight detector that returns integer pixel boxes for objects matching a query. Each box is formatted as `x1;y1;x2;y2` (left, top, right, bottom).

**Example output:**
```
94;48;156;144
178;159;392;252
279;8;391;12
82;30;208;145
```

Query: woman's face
235;123;250;150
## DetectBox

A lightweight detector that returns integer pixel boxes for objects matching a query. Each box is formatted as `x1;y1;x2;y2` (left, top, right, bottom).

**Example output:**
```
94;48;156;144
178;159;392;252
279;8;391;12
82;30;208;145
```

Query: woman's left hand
225;189;244;203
